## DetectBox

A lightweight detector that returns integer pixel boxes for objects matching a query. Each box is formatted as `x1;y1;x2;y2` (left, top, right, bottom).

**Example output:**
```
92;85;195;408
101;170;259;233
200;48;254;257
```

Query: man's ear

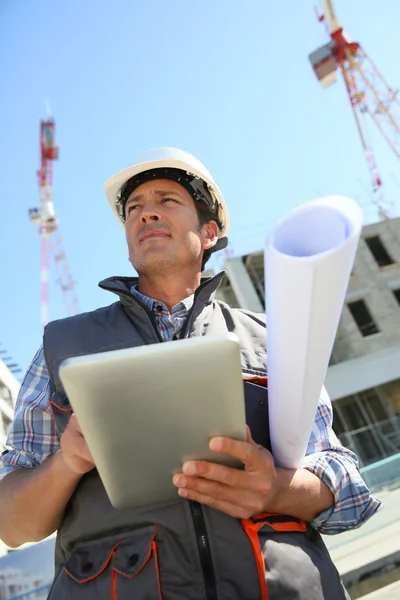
202;220;219;251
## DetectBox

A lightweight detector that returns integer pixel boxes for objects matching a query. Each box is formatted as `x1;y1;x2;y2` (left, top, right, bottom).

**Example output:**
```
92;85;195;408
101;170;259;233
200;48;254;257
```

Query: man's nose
141;213;160;223
140;204;162;223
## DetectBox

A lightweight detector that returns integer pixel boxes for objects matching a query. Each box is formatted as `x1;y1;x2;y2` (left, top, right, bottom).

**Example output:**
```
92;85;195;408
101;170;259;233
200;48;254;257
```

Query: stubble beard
135;252;180;276
130;229;204;276
131;245;200;277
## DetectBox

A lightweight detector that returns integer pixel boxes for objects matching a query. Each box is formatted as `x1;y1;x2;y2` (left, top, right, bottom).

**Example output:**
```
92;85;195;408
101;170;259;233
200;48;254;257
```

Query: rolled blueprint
264;196;363;469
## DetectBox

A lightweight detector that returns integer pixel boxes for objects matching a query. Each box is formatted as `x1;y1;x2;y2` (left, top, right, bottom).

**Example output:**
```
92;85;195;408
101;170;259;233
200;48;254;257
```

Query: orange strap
251;512;307;532
111;562;117;600
241;513;308;600
241;519;268;600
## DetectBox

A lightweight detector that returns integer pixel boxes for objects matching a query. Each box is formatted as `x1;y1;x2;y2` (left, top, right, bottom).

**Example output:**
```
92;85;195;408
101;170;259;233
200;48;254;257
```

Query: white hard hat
104;147;230;250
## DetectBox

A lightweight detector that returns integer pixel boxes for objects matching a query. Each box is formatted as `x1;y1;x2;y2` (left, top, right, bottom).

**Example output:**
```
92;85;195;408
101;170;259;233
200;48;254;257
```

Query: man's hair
195;201;218;271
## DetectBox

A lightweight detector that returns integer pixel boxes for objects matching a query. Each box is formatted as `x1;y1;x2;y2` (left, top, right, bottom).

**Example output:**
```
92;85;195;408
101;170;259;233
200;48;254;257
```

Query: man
0;147;380;599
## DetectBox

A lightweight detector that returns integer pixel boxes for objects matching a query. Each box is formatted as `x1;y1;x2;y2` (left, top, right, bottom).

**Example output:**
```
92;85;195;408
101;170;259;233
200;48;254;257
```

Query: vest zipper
190;501;218;600
136;303;164;342
172;274;221;599
147;311;164;341
114;279;222;598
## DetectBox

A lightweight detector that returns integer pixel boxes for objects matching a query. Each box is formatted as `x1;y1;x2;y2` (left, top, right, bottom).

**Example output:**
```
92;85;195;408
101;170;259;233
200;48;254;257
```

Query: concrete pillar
224;257;264;312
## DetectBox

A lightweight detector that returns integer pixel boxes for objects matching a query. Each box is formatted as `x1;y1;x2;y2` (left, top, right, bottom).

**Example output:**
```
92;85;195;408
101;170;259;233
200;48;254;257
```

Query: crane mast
29;119;79;329
309;0;400;205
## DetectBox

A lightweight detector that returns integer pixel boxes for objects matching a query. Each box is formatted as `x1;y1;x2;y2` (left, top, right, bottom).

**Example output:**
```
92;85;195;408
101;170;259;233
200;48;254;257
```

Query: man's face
124;178;218;275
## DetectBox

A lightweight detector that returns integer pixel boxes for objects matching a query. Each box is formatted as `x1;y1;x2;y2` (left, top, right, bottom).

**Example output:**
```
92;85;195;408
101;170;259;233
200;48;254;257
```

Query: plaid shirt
0;288;381;534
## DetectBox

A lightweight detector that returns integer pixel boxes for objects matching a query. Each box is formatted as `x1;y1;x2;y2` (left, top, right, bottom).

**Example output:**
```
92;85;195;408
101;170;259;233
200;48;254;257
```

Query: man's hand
59;414;96;476
173;427;278;519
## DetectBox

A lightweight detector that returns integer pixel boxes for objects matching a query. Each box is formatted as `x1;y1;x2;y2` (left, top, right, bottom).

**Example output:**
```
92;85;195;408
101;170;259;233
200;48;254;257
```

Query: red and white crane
309;0;400;210
29;118;79;330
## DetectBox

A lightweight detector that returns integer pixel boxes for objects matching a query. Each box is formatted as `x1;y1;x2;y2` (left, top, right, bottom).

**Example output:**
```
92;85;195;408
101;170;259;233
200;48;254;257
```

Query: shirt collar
130;285;194;315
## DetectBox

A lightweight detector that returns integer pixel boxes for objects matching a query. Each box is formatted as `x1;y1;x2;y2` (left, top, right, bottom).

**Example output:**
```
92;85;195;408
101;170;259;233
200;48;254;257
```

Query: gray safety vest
43;272;349;600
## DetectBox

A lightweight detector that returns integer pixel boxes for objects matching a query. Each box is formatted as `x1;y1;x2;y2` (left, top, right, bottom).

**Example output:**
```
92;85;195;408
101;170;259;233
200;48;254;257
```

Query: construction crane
309;0;400;212
28;118;79;330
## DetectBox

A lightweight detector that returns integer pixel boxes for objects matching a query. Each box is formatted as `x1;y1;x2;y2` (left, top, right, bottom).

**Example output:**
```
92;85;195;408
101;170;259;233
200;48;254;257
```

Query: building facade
0;359;19;453
212;217;400;469
0;359;20;561
0;567;48;600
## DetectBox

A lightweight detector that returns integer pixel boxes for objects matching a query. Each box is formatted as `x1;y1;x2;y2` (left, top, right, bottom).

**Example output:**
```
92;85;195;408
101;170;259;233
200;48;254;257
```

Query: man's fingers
68;415;93;460
174;433;277;520
174;474;265;513
246;425;255;445
176;485;259;520
182;460;248;487
62;415;94;465
209;436;265;470
69;413;84;436
75;436;94;464
178;460;273;498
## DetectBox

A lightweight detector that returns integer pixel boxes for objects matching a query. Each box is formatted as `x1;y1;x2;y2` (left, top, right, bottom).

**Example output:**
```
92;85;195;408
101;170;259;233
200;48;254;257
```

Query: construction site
1;1;400;599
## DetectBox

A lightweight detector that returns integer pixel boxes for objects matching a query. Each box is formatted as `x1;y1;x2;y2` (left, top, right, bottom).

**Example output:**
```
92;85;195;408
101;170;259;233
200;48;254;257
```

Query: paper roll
264;196;363;469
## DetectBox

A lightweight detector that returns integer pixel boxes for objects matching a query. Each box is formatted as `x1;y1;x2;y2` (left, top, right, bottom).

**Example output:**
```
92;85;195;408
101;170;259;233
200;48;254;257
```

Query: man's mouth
139;230;170;242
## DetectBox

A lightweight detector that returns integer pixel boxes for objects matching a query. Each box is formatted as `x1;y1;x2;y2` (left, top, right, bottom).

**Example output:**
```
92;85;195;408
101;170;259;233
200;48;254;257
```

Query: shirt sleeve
300;386;382;535
0;346;60;481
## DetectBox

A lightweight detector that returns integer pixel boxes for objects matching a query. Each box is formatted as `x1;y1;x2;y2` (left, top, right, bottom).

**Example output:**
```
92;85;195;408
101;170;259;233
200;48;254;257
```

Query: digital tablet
59;333;247;509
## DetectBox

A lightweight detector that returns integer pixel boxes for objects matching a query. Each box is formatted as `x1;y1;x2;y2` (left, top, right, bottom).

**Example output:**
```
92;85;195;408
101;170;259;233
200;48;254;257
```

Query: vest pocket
112;528;161;599
48;526;162;600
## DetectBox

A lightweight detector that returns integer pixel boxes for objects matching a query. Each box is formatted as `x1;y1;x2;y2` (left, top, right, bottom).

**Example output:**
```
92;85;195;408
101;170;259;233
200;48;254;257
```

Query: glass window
332;404;346;436
365;236;394;267
339;396;368;429
353;430;383;464
361;389;388;422
348;299;379;336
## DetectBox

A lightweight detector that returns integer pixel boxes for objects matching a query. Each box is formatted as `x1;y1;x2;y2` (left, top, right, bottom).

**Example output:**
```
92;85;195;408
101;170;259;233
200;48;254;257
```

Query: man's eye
162;197;177;204
127;204;139;214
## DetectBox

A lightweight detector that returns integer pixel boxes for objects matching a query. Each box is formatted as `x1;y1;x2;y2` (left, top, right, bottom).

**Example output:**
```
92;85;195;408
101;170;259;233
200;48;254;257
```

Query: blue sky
1;0;400;374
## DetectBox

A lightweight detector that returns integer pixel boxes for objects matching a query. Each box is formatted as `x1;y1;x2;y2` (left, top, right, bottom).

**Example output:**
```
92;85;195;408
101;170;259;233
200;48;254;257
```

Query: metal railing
5;582;52;600
360;452;400;492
